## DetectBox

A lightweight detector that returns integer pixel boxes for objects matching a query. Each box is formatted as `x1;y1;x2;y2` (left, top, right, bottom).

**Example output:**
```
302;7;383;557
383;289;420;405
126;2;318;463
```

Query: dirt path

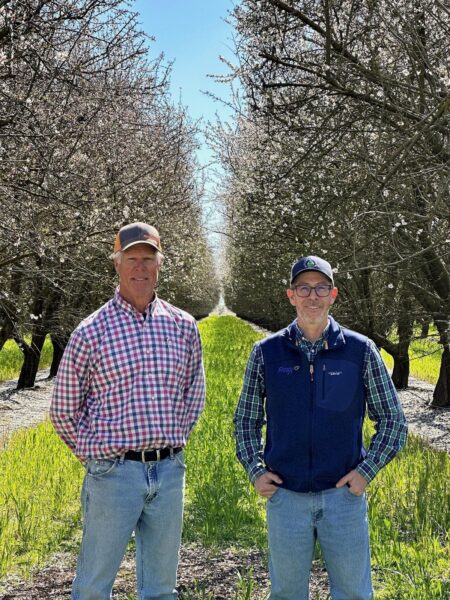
0;545;275;600
0;370;52;442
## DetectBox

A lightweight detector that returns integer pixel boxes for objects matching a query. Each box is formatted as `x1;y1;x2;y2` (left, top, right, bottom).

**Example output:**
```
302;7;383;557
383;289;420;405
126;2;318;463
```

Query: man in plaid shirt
51;222;205;600
234;256;407;600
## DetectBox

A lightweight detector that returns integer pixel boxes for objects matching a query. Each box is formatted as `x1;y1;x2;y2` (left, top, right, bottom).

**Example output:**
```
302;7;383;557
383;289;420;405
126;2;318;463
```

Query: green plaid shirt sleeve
233;342;268;483
356;339;408;482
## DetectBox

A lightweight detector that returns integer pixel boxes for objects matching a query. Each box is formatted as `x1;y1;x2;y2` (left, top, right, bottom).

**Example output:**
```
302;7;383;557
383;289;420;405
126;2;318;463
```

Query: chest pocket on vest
316;361;360;412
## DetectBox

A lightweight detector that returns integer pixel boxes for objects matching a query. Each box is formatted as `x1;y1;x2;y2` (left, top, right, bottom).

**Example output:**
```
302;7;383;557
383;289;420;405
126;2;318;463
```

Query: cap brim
122;240;162;254
291;268;333;284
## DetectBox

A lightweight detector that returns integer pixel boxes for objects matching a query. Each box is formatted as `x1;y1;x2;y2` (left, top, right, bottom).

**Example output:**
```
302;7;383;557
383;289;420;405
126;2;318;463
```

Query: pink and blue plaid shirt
50;289;205;460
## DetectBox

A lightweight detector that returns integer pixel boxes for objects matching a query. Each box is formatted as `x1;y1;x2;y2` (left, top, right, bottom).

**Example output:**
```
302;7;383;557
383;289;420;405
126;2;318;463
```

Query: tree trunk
392;353;410;389
49;334;68;378
431;316;449;407
0;321;13;351
432;344;450;407
420;320;430;339
0;299;18;350
16;332;47;389
0;273;22;350
391;289;413;389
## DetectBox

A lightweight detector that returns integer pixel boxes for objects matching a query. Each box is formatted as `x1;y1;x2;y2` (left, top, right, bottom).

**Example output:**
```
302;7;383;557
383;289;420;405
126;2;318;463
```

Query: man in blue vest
234;256;407;600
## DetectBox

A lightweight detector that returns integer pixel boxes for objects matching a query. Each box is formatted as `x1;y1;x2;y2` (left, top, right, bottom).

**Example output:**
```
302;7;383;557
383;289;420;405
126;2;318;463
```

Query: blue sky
131;1;237;251
132;0;236;166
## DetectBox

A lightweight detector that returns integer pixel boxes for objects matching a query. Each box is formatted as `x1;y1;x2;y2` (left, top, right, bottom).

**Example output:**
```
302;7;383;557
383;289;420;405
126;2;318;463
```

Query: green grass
180;570;255;600
184;316;266;548
0;337;53;382
363;422;449;598
0;315;448;598
0;421;83;578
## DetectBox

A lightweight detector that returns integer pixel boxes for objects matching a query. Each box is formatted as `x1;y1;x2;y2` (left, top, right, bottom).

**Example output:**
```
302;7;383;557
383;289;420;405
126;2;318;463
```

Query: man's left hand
335;470;368;496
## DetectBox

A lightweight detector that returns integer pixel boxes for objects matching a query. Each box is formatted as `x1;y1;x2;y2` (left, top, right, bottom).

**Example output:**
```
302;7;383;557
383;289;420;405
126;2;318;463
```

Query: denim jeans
267;486;373;600
72;451;186;600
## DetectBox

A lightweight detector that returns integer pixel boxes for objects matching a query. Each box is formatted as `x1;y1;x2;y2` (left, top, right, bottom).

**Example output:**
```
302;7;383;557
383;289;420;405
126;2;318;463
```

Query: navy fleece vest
260;317;368;493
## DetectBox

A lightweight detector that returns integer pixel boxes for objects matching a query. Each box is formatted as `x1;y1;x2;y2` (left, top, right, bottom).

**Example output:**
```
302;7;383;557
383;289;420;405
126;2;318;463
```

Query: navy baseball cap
114;222;163;254
290;256;334;285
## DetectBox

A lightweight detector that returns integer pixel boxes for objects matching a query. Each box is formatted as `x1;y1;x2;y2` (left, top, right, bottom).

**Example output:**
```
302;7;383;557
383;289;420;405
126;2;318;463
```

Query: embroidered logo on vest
278;366;300;375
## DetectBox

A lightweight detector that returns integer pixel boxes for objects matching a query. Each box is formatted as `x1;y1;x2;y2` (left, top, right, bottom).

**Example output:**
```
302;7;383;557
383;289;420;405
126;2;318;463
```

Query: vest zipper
322;363;326;403
309;359;315;489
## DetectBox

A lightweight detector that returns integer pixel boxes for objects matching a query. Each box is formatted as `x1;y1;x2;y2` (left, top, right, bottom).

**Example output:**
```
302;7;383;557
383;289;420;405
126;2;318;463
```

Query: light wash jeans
72;451;186;600
267;486;373;600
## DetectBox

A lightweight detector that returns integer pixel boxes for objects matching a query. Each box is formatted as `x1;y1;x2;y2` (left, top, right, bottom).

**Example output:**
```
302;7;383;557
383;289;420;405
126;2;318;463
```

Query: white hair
110;249;164;266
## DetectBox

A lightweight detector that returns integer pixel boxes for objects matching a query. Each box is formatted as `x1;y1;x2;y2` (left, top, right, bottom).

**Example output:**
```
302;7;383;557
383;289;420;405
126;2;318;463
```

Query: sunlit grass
363;422;449;598
0;421;83;578
0;316;448;598
184;316;266;548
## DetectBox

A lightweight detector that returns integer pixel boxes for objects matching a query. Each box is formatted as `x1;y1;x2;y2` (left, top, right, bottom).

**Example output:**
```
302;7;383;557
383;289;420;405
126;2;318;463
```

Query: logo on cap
143;233;159;243
305;259;316;268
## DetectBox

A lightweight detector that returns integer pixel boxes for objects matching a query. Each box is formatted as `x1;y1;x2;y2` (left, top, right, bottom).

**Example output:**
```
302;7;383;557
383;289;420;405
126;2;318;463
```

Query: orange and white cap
114;222;163;254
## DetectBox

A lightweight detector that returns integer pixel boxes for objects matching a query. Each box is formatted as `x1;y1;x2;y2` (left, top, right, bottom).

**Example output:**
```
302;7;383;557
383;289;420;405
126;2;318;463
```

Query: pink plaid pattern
50;290;205;460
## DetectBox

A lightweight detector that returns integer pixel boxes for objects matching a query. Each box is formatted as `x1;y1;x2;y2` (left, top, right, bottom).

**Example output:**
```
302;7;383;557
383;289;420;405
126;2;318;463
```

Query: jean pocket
343;485;364;500
86;458;118;477
174;451;187;469
267;486;282;503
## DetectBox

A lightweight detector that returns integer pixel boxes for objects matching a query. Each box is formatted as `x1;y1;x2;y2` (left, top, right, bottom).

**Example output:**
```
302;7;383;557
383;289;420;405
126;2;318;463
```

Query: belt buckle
141;449;160;462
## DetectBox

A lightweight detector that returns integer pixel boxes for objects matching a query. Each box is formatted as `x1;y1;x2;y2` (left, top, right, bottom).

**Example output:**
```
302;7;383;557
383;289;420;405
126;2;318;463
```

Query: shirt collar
294;318;330;346
113;287;159;320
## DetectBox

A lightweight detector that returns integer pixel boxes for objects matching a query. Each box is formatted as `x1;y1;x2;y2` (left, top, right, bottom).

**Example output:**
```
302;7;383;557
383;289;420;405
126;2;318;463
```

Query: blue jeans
72;451;186;600
267;486;373;600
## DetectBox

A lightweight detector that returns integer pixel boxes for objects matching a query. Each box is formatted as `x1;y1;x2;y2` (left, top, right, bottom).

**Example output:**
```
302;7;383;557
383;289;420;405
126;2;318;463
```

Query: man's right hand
254;471;283;498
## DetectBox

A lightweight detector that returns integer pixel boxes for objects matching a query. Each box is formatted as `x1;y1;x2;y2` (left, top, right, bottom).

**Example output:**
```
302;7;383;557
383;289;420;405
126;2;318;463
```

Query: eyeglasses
292;284;333;298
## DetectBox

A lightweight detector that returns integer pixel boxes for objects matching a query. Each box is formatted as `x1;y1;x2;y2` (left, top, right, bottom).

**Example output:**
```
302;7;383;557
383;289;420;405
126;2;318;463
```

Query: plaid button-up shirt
234;320;407;484
51;290;205;460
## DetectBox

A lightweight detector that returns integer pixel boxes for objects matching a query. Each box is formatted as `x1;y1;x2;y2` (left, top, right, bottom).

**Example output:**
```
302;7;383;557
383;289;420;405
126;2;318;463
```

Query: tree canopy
0;0;219;388
218;0;449;405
